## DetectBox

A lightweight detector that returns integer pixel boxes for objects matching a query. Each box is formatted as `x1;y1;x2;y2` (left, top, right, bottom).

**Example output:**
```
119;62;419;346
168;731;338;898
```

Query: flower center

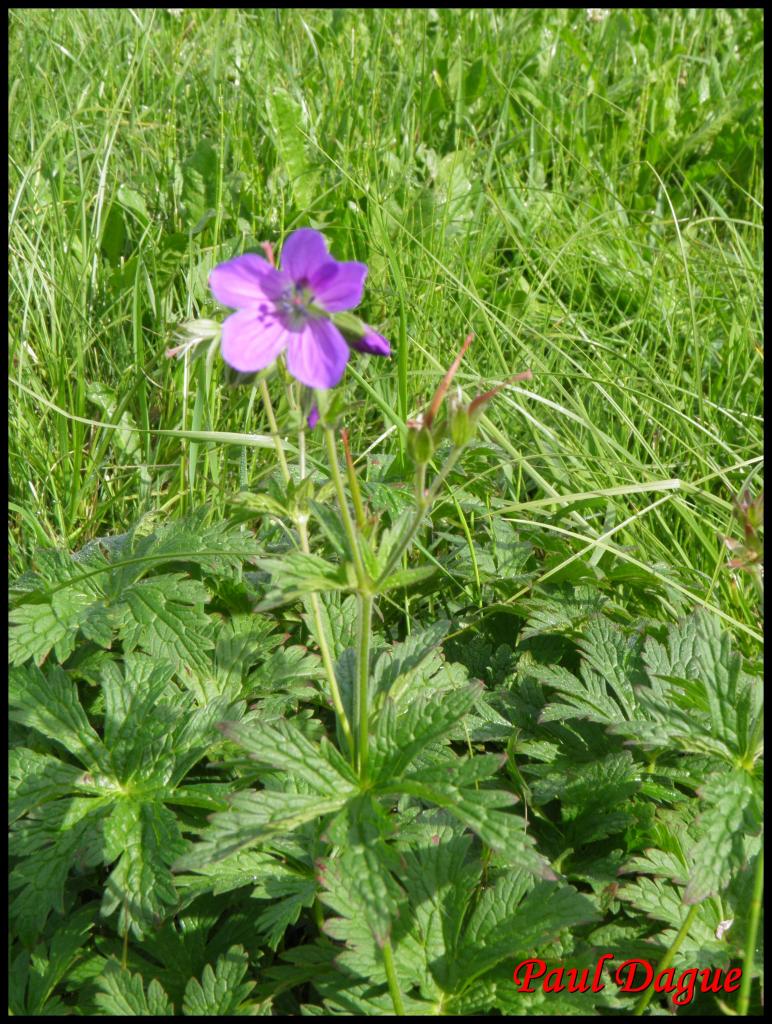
277;283;316;328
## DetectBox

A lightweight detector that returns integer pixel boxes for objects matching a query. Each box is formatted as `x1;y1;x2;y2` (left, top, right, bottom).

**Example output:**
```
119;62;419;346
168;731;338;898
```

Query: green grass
9;7;763;640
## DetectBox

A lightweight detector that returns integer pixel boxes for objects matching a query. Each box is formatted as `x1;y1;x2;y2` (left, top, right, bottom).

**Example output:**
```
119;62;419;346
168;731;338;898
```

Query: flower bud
448;403;476;447
332;312;391;357
407;424;435;465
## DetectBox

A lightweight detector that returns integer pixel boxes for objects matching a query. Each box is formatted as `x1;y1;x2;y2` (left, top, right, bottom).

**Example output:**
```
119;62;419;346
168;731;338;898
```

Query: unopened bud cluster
406;333;532;465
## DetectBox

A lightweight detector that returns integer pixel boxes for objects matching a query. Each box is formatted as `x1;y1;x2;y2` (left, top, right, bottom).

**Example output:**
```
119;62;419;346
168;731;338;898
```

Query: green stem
313;895;326;939
377;445;466;586
259;382;353;756
323;426;368;589
382;938;405;1015
298;517;354;756
356;592;373;779
737;841;763;1015
633;903;700;1015
414;460;426;506
743;713;764;770
259;379;290;484
341;429;367;531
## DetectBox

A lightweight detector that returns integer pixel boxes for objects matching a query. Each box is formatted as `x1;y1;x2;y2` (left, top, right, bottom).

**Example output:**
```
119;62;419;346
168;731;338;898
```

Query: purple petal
309;261;368;312
209;254;289;309
280;228;330;283
352;327;391;357
307;405;320;430
286;318;349;389
220;308;288;373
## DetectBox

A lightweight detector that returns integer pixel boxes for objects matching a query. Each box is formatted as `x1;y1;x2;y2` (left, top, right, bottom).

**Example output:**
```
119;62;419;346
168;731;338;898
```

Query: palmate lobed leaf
9;513;261;670
684;768;761;904
255;551;350;609
10;663;105;765
9;906;97;1016
251;874;318;950
9;651;243;942
454;877;600;988
369;682;482;780
384;772;550;879
10;798;108;944
613;610;762;764
95;961;175;1016
101;799;187;939
319;800;405;950
175;791;350;870
219;717;359;793
533;616;645;726
181;944;256;1015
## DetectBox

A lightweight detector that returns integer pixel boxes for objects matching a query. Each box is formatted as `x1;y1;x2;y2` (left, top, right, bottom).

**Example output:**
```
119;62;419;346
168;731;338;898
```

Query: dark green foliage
8;505;763;1014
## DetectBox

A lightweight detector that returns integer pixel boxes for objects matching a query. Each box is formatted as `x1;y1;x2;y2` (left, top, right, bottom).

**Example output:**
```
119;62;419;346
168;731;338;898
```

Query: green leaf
87;383;141;459
684;768;759;904
371;619;451;707
180;139;218;231
574;615;642;717
176;791;348;869
379;564;438;592
182;945;255;1015
302;591;359;661
102;799;187;938
370;683;482;781
614;610;762;763
9;514;259;669
9;906;96;1015
9;747;86;823
220;718;359;794
319;797;404;949
519;585;608;640
9;663;104;766
387;771;549;877
119;574;214;677
456;879;599;986
252;874;318;950
10;798;107;943
256;551;350;608
95;961;174;1016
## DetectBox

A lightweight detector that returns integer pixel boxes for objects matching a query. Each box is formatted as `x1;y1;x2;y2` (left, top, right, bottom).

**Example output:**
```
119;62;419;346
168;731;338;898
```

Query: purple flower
210;228;389;389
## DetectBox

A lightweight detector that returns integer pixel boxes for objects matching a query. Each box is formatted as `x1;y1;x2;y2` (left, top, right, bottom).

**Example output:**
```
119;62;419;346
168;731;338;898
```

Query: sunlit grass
9;7;763;638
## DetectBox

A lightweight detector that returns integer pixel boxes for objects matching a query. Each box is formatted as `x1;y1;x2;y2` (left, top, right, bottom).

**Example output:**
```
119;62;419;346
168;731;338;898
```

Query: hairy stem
341;427;367;531
259;378;290;483
737;841;763;1015
259;382;353;755
633;903;700;1015
382;938;405;1015
356;592;373;779
377;446;465;585
323;425;368;589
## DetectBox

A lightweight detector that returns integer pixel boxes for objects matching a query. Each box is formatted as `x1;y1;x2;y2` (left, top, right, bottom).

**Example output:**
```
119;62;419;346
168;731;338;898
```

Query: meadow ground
8;8;764;1017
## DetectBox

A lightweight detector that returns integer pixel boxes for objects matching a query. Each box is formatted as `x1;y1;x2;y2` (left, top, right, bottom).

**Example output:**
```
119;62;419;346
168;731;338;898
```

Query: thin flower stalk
355;592;373;779
259;383;354;755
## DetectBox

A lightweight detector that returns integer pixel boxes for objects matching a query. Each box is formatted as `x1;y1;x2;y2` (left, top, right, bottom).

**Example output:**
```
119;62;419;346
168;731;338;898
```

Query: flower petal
286;318;349;389
309;260;368;312
280;228;330;283
351;326;391;357
210;254;289;309
220;308;288;373
307;405;320;430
